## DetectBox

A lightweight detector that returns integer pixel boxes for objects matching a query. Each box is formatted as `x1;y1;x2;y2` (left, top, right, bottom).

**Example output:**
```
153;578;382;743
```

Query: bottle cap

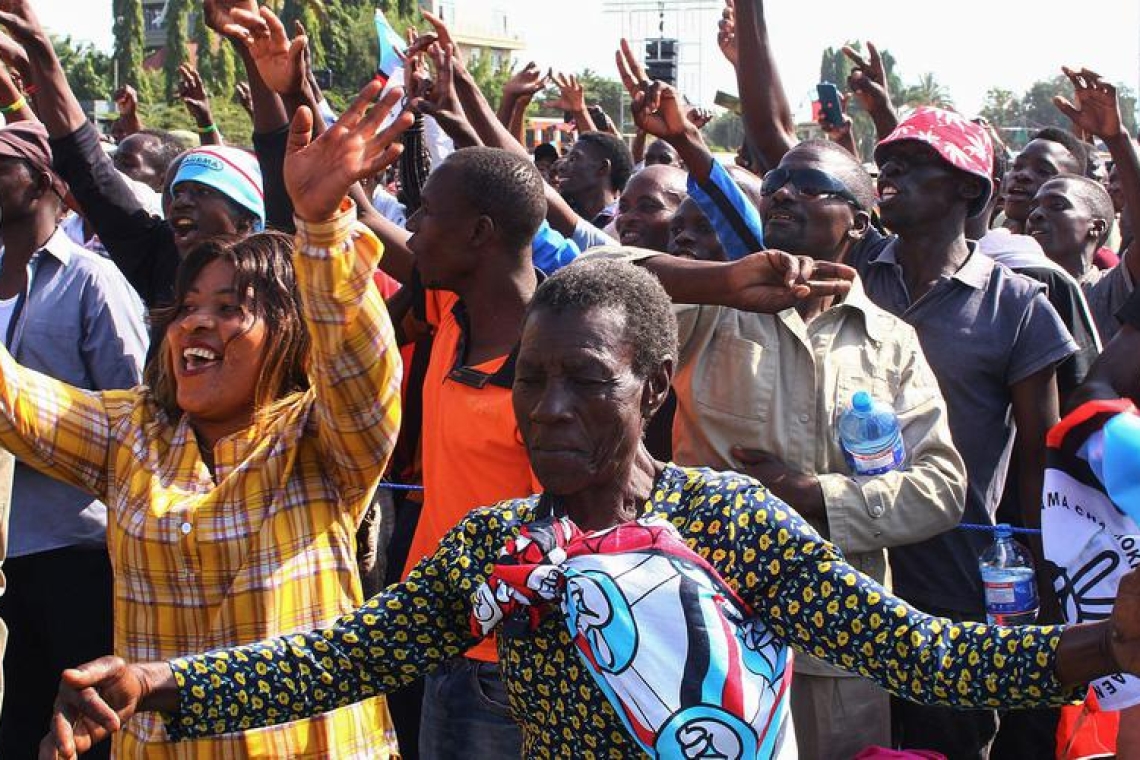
994;523;1013;539
852;391;872;412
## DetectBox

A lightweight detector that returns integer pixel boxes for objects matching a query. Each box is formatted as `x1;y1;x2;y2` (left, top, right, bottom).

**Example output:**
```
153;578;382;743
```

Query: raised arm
0;60;31;123
111;85;143;139
284;82;412;500
0;0;173;300
550;73;597;135
497;61;546;141
733;0;798;168
843;42;897;140
615;45;764;258
1054;66;1140;285
615;39;714;183
175;64;222;145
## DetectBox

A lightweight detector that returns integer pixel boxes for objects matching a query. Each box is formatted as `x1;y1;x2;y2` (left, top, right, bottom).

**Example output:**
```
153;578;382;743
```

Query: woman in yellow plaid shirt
0;84;411;758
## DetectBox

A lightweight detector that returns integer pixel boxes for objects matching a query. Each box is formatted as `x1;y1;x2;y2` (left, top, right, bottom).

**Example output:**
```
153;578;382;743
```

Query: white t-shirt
1043;403;1140;710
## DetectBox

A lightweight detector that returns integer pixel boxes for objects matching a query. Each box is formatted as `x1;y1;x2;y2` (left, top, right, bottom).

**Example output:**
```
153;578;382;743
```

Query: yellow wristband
1;96;27;115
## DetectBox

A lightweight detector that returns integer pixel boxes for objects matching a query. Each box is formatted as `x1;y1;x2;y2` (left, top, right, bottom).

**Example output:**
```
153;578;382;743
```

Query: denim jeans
420;657;523;759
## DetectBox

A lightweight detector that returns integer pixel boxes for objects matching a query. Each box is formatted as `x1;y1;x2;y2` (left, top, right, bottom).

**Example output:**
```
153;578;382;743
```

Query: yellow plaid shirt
0;203;402;758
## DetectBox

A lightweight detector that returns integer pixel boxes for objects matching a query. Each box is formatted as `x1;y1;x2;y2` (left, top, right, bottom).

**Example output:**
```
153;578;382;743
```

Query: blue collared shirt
850;232;1077;613
2;227;148;557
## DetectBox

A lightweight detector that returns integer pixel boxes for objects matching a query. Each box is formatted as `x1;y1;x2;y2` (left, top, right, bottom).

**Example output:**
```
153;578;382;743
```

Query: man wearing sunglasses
605;67;967;759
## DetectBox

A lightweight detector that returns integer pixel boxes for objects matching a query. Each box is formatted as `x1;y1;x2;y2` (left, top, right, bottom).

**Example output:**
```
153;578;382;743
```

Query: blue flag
374;9;406;82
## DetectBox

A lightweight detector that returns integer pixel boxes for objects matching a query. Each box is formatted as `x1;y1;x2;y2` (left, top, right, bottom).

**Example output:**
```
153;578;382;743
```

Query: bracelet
196;123;218;135
1100;623;1124;672
1;95;27;114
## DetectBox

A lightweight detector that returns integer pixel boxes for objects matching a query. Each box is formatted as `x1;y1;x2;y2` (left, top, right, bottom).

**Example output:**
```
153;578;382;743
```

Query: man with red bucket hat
847;107;1079;757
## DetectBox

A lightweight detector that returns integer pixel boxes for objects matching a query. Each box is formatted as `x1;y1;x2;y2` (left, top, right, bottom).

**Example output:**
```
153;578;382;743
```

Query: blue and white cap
173;146;265;231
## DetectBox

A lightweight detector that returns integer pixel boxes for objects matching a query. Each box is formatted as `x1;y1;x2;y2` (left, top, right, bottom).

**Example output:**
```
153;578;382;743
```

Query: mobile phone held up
816;82;844;127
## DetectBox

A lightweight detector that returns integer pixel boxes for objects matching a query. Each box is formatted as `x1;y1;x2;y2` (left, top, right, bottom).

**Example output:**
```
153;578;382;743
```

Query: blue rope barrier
376;482;426;492
957;522;1042;536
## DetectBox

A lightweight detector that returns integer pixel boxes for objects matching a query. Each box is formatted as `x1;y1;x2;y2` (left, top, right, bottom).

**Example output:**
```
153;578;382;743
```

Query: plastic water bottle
979;524;1039;626
838;391;906;475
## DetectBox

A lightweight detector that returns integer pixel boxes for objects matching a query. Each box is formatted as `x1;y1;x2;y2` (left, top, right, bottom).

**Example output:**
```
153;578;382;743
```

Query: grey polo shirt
2;228;148;557
850;233;1077;614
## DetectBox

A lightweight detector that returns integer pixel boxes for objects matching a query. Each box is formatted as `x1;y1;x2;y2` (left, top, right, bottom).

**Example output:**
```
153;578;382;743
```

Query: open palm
284;81;413;222
241;7;306;96
203;0;264;40
1054;66;1123;140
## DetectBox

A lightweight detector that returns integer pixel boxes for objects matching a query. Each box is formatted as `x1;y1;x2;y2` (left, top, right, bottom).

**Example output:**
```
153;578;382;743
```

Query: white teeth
183;347;219;362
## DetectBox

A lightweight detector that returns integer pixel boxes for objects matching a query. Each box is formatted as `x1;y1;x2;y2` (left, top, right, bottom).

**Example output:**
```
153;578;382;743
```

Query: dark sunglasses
760;167;862;209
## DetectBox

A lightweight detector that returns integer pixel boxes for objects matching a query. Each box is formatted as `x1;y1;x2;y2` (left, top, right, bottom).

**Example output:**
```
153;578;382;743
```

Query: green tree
705;111;743;152
163;0;191;101
533;70;631;133
1019;75;1074;133
193;8;237;102
278;0;326;65
979;87;1022;127
818;42;904;158
1118;85;1138;137
53;36;113;103
902;72;954;109
112;0;145;90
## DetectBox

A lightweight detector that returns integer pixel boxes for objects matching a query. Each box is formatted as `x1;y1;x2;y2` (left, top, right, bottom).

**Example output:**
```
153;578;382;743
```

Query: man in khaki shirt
593;138;967;759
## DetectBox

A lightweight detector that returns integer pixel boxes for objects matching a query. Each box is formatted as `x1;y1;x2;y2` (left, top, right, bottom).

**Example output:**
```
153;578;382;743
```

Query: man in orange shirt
371;146;550;758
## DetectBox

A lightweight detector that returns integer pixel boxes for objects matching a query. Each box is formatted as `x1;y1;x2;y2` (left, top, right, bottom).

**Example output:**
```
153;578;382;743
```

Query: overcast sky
39;0;1140;120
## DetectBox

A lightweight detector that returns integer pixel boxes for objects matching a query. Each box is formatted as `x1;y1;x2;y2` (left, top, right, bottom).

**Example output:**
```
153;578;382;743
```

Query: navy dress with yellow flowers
166;464;1079;758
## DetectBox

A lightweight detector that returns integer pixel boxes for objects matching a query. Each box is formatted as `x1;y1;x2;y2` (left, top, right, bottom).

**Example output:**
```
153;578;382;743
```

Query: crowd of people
0;0;1135;758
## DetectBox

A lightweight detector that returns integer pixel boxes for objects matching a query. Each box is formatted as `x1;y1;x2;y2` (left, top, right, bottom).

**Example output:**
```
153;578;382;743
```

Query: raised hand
716;0;737;66
724;251;856;313
1054;66;1125;141
39;657;147;760
234;81;253;117
0;29;30;79
503;61;547;102
284;81;413;222
0;0;49;60
234;6;307;96
410;43;465;125
399;28;433;103
420;9;463;65
817;92;853;139
549;72;587;113
202;0;266;42
176;65;212;121
615;38;690;141
113;84;138;116
842;42;890;114
687;106;714;130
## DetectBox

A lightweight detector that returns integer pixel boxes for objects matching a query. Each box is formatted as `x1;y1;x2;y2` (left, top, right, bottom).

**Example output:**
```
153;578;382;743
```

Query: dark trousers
0;545;113;760
420;658;522;759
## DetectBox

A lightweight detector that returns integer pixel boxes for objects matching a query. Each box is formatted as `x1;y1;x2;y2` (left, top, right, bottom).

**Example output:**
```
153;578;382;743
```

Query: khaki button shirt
670;278;966;677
